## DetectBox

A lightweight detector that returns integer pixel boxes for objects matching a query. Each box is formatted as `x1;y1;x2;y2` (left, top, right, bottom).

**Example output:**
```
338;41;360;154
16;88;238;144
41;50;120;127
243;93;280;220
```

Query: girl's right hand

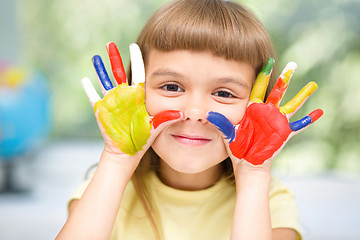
82;42;183;167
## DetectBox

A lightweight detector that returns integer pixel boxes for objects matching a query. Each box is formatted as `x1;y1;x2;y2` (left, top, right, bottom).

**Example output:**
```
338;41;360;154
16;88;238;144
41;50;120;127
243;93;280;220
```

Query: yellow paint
94;83;151;155
250;72;271;103
282;69;293;85
280;82;318;115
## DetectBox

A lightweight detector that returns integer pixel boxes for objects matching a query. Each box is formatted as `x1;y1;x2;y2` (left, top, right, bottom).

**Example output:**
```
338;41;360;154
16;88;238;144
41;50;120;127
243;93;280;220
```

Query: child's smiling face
145;50;255;174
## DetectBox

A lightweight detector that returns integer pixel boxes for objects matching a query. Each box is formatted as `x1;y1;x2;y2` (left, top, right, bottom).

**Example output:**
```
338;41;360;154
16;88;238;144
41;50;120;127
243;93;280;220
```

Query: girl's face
145;50;255;174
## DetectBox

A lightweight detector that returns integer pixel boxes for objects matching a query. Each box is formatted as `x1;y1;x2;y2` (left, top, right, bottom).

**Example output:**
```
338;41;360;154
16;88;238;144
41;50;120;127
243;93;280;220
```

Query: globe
0;66;51;159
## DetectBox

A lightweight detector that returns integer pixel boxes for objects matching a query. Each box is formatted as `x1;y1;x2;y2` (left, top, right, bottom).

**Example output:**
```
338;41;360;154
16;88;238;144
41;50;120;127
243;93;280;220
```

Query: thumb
207;111;236;143
148;110;184;141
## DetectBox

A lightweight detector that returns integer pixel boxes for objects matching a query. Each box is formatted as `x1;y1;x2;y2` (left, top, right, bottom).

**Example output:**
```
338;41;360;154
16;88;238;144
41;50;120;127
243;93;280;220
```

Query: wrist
231;154;271;172
232;160;271;188
99;150;140;180
235;171;271;188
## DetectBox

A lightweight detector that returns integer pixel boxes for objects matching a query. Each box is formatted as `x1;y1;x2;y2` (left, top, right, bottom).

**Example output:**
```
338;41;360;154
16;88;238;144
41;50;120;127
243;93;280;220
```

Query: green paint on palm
94;83;151;155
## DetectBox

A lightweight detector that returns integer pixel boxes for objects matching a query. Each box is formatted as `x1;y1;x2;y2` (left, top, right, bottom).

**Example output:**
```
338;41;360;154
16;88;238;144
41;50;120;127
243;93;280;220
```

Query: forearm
56;151;136;240
231;167;272;240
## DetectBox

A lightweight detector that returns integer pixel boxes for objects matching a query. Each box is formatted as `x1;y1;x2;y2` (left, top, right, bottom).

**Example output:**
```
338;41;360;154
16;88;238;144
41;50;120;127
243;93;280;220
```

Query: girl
57;0;322;239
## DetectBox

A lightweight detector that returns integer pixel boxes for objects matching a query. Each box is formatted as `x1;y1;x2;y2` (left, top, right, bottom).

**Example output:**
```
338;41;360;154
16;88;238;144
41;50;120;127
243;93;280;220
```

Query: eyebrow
149;69;184;79
216;77;250;89
149;68;250;88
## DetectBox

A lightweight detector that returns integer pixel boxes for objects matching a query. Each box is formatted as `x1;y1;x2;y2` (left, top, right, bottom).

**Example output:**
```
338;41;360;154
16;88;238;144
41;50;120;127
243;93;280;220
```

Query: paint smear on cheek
94;83;151;155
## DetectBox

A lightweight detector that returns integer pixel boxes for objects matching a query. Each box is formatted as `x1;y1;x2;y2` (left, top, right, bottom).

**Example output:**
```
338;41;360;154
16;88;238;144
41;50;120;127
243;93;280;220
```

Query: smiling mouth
172;134;211;146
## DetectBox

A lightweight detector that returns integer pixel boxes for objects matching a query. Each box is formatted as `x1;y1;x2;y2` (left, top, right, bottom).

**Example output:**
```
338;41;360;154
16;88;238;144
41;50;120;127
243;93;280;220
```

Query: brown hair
130;0;276;239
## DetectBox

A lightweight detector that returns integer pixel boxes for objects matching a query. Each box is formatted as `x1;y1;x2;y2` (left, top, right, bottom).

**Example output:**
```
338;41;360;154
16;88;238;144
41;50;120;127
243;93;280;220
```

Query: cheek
145;86;183;117
145;86;160;116
213;100;249;125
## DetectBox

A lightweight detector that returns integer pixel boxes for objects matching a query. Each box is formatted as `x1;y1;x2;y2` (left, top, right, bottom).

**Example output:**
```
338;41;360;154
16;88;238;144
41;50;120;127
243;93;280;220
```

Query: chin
155;147;228;174
151;129;229;174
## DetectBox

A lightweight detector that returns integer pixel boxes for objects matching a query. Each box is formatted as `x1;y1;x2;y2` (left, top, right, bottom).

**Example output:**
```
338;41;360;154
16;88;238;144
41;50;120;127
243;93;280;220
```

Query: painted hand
82;42;183;156
207;58;323;166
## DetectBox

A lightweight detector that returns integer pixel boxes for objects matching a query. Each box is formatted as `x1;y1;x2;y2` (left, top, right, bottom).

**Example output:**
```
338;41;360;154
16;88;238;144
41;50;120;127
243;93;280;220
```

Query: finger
207;111;236;143
280;82;318;117
143;110;184;154
152;110;183;129
266;62;297;106
106;42;127;85
289;109;323;131
249;58;275;103
129;43;145;86
81;77;101;108
92;55;113;93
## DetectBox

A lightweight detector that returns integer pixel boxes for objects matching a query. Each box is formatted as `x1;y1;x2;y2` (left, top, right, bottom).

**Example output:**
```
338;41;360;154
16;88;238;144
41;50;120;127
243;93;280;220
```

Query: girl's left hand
207;58;323;171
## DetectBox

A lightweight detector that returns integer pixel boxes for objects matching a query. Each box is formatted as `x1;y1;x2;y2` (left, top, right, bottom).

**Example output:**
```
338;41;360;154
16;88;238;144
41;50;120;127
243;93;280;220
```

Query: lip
171;134;211;146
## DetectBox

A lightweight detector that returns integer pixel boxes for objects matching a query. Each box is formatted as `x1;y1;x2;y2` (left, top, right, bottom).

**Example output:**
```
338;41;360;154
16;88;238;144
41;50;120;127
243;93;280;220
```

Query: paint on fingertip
289;108;323;131
309;109;323;122
129;43;145;85
106;42;127;85
207;111;235;142
280;62;297;84
260;58;275;75
304;82;318;95
152;110;183;129
81;77;101;104
92;55;113;90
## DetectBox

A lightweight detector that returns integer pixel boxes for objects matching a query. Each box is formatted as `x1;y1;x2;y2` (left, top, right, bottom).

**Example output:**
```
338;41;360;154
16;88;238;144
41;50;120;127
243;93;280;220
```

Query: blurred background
0;0;359;239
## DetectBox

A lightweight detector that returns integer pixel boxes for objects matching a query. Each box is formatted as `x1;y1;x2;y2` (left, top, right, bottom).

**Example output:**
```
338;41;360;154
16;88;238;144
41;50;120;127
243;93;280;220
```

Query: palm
230;102;292;165
95;82;151;155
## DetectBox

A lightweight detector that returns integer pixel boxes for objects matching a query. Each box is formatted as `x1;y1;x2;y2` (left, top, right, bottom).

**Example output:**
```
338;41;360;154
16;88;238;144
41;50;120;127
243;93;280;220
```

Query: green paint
94;83;151;155
250;58;274;103
260;58;275;75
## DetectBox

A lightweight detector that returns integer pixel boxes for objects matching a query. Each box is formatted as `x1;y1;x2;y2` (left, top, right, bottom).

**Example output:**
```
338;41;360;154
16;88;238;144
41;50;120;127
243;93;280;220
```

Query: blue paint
289;115;312;131
207;111;235;143
92;55;113;90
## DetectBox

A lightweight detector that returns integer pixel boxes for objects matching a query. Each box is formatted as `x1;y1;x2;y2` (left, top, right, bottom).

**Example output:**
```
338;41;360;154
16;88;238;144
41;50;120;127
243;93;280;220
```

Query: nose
183;95;208;123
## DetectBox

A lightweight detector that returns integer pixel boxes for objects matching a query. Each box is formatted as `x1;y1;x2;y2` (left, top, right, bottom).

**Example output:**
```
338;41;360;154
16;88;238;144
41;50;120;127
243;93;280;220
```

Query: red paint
230;103;292;165
265;76;288;106
106;42;127;84
152;110;182;129
309;109;323;122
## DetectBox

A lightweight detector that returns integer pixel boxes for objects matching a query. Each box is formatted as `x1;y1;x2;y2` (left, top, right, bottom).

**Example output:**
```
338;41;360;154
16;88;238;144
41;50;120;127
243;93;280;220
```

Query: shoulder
269;175;302;239
269;175;298;214
269;175;295;198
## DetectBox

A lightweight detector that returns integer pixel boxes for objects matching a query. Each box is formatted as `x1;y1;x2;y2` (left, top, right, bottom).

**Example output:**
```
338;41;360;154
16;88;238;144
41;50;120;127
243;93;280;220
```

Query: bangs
137;0;273;73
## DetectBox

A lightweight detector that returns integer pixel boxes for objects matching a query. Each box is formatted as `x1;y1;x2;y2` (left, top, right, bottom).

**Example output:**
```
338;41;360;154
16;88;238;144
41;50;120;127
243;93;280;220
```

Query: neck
156;160;223;191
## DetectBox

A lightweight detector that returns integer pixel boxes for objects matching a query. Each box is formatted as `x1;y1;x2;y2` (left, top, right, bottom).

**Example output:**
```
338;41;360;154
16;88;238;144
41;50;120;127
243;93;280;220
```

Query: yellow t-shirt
70;171;302;239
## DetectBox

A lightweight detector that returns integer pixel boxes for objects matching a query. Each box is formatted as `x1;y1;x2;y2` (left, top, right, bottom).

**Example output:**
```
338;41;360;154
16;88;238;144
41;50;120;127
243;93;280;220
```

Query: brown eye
213;91;234;98
162;84;184;92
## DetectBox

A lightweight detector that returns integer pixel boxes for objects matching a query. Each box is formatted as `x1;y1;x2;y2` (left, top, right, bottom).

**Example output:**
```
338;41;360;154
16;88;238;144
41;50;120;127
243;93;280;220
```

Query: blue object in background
0;66;51;159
